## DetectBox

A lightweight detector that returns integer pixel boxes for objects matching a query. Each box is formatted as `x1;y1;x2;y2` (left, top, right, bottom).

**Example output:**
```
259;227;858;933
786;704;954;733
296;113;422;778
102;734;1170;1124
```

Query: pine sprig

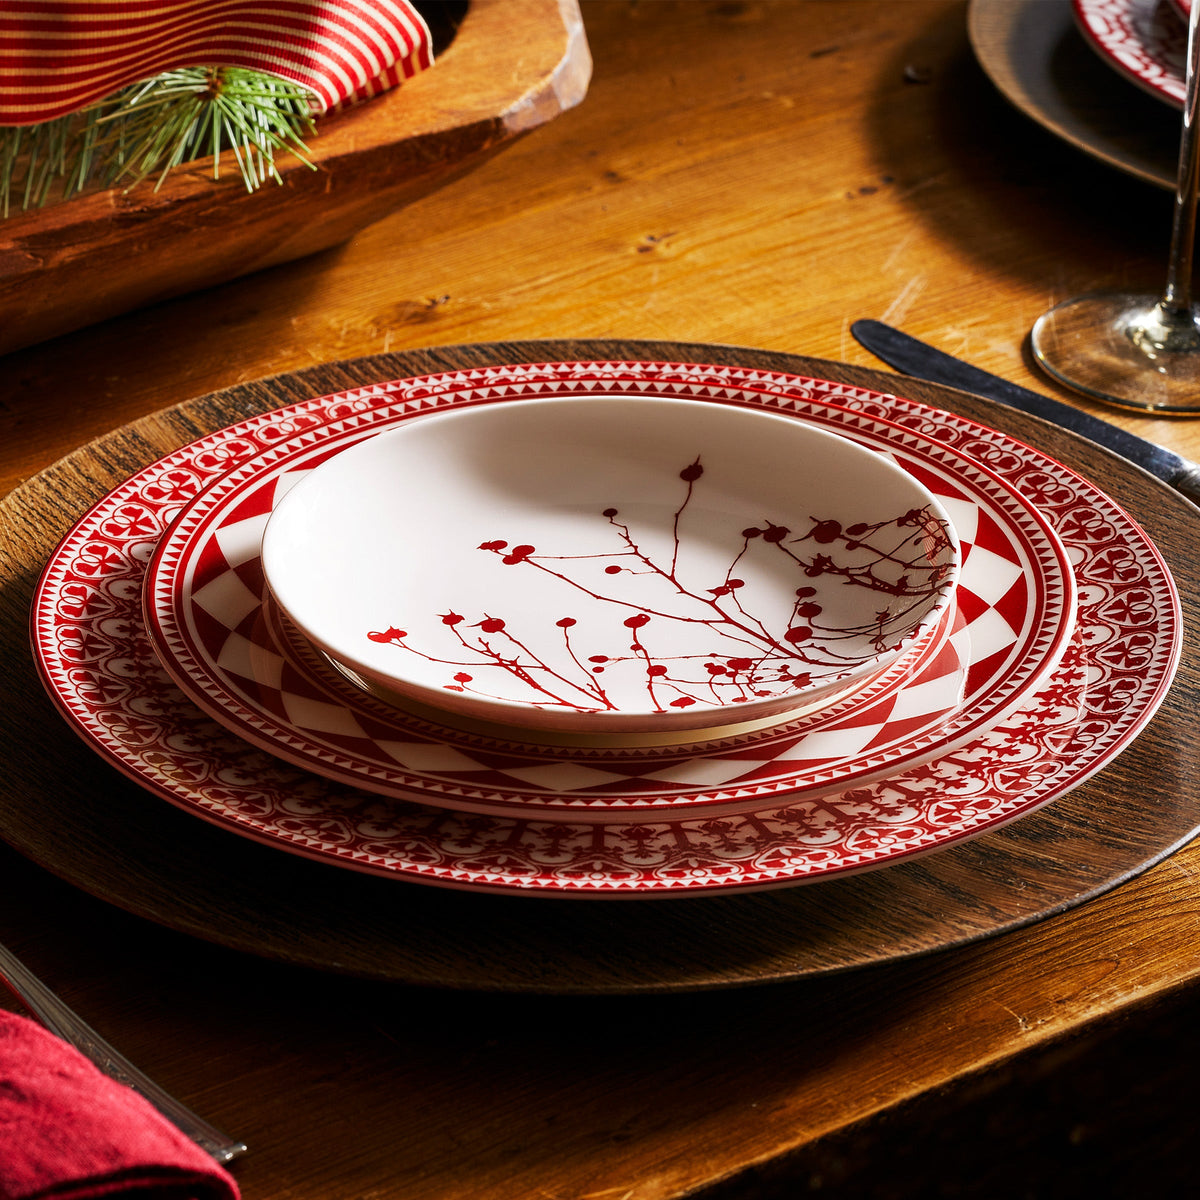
105;68;317;190
0;66;317;217
0;111;103;216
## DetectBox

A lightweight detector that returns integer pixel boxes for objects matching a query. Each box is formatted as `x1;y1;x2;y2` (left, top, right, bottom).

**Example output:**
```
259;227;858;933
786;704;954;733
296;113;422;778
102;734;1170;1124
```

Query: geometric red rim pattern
141;386;1077;822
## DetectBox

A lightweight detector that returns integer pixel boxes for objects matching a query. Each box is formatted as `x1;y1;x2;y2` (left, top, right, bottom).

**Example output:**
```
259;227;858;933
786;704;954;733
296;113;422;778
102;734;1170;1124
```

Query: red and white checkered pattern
143;375;1076;822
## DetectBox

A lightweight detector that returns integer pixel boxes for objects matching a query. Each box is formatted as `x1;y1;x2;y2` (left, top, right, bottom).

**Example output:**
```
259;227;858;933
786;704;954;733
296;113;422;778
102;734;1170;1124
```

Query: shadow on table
862;0;1177;295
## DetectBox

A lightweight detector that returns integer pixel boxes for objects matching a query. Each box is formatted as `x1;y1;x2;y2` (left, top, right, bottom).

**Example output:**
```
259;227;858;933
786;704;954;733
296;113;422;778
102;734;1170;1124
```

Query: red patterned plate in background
1073;0;1187;106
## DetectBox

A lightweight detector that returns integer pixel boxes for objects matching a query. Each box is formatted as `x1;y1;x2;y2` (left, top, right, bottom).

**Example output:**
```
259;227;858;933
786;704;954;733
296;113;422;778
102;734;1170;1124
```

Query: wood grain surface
4;3;1200;1196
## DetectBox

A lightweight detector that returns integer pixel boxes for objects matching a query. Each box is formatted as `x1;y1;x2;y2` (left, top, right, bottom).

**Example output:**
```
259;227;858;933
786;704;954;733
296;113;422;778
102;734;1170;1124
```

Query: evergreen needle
0;66;318;215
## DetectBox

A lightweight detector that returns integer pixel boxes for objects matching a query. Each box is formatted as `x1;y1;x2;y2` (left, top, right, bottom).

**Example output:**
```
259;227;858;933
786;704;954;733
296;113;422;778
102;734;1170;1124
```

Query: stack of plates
969;0;1194;190
31;360;1180;897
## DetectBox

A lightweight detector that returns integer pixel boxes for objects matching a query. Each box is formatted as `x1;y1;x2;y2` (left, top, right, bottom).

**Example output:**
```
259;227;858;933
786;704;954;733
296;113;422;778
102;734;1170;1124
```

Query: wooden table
3;1;1200;1194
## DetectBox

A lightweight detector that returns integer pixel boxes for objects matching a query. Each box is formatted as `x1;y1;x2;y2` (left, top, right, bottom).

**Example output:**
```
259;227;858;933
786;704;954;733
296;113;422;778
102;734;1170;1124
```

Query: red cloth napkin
0;0;433;125
0;1010;239;1200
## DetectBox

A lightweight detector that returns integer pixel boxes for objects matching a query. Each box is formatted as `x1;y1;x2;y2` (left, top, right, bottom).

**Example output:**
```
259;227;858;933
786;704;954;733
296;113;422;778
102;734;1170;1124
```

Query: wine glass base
1032;291;1200;414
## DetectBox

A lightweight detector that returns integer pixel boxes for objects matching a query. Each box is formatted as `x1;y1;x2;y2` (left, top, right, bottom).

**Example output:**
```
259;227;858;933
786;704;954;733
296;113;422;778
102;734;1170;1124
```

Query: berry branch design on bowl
366;457;955;718
261;395;963;733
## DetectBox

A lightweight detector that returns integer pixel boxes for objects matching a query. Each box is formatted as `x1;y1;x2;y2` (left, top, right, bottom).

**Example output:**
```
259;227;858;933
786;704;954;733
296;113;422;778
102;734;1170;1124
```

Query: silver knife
850;319;1200;506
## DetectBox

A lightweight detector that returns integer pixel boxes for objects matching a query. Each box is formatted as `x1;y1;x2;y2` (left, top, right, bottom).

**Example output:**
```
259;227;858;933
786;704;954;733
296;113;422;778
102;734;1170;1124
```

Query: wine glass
1031;0;1200;413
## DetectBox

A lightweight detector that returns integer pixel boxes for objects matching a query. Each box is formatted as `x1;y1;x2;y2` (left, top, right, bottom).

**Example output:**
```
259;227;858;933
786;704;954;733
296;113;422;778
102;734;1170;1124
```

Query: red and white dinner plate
32;361;1180;895
139;390;1074;823
1073;0;1188;107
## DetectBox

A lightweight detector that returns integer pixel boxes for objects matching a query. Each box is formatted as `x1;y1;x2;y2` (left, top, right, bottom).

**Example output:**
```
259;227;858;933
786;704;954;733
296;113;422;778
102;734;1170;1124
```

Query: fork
0;938;247;1164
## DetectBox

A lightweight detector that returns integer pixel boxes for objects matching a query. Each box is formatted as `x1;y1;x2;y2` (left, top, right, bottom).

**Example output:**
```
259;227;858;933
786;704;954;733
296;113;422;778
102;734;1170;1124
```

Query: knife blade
850;318;1200;506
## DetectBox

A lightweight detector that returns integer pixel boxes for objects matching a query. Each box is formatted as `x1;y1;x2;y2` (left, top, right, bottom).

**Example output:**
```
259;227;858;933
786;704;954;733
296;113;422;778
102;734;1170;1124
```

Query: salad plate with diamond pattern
140;386;1074;825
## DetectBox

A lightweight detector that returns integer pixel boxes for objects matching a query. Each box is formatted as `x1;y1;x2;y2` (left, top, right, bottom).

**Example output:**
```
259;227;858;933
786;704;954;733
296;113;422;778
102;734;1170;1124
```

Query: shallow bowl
260;395;960;732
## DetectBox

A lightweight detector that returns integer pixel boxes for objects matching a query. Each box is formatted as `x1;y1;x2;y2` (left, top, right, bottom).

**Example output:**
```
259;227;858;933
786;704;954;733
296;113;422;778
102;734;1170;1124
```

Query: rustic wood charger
2;338;1197;995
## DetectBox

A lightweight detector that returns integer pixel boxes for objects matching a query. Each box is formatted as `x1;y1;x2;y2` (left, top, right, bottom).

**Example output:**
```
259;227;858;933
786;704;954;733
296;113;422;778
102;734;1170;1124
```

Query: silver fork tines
0;939;246;1164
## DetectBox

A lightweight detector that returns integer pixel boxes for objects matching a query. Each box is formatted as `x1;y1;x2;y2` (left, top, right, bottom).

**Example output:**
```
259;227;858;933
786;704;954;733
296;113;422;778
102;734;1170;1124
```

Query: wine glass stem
1163;0;1200;318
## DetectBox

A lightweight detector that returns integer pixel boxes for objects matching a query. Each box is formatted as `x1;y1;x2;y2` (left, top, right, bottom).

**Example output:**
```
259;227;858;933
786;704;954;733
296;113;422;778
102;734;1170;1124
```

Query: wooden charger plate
2;339;1198;994
0;0;590;356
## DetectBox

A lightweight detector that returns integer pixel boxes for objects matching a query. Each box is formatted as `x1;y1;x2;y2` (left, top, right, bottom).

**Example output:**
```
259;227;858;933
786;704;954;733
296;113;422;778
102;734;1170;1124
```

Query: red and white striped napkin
0;0;433;126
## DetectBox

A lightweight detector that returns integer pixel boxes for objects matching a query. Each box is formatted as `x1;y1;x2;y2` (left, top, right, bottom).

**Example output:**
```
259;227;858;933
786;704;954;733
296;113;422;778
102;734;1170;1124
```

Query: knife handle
1169;461;1200;507
850;320;1200;508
